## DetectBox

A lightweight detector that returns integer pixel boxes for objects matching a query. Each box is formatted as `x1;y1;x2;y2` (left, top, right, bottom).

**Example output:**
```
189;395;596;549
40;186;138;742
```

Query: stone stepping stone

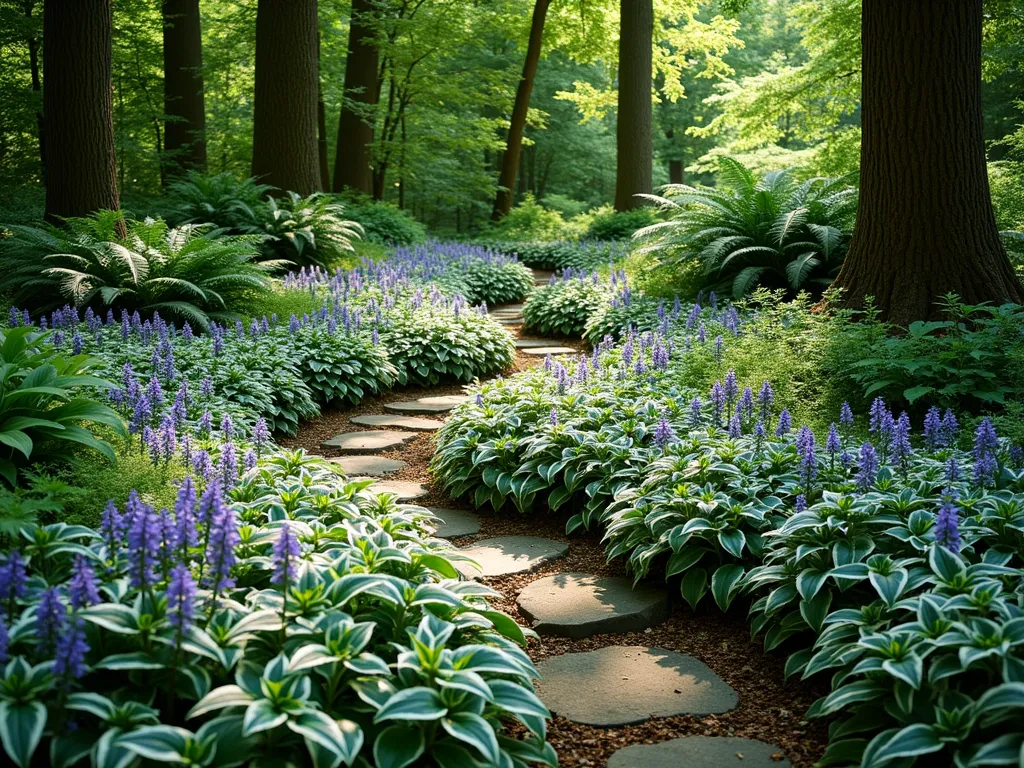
329;456;407;476
358;479;429;501
534;646;737;726
515;338;557;349
429;507;481;538
350;414;443;432
517;573;669;638
521;346;576;356
608;737;790;768
321;431;417;453
497;317;523;325
456;536;568;578
493;304;524;313
384;395;469;415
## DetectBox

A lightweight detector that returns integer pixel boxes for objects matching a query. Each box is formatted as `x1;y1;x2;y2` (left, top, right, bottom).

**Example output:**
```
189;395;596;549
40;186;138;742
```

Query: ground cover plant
0;450;555;768
433;294;1024;766
522;269;614;337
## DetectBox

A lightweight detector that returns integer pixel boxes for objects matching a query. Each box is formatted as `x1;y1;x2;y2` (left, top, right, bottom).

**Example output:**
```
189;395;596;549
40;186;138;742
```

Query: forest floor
283;303;830;768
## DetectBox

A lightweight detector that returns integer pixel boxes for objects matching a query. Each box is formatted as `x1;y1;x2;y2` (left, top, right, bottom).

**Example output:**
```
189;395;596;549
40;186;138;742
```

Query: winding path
284;270;826;767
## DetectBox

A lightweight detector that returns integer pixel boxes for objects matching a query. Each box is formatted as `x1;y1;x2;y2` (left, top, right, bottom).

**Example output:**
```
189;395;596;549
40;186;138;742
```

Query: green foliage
637;157;857;298
583;294;671;343
343;198;428;246
482;240;627;271
823;295;1024;411
624;248;706;299
0;212;275;328
585;206;656;241
164;171;274;230
234;192;362;269
0;326;124;487
487;195;567;242
380;303;516;386
461;260;535;306
522;274;610;337
0;452;554;768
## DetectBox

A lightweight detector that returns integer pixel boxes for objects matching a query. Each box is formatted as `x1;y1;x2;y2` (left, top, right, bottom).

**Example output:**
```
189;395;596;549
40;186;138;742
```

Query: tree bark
333;0;379;195
665;129;684;184
614;0;653;211
252;0;322;195
25;0;45;182
43;0;120;221
162;0;206;176
492;0;551;220
831;0;1022;323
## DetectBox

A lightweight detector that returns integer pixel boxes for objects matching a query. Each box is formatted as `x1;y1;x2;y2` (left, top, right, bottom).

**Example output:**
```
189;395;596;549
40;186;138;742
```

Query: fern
637;158;857;297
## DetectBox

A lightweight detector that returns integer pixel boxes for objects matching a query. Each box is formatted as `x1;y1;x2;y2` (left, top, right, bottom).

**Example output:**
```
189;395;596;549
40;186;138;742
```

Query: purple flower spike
0;550;28;604
52;618;90;682
174;476;199;556
775;409;792;437
167;563;197;637
973;418;1000;487
689;397;703;427
796;426;817;490
272;523;302;589
0;617;8;663
825;424;841;459
127;502;162;591
204;488;239;599
839;402;854;431
36;586;66;652
654;416;676;448
923;406;943;449
549;408;559;427
69;555;101;609
794;495;807;514
856;442;878;491
934;492;962;554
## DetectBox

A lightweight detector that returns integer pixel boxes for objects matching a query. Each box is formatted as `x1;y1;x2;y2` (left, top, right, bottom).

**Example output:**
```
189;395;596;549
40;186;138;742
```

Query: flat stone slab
521;346;576;356
534;646;738;726
384;395;469;415
608;737;790;768
429;507;481;538
517;573;669;638
321;431;417;453
329;456;407;476
359;480;429;501
498;317;523;325
350;414;444;432
515;338;558;349
457;536;568;578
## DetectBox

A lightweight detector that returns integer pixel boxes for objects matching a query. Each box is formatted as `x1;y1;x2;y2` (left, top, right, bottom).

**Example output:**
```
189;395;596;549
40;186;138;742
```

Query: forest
0;1;1023;767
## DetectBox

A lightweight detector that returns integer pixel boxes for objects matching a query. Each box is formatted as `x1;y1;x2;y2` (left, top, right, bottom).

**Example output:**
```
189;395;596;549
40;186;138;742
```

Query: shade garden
5;1;1024;767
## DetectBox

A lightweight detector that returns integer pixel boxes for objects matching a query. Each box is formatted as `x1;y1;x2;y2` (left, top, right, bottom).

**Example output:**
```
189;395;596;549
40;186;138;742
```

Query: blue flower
710;381;726;425
689;397;703;427
796;426;817;490
775;409;791;437
825;423;841;461
856;442;878;491
933;493;962;554
0;550;27;604
973;418;1000;487
252;418;271;452
166;563;196;637
549;408;558;427
52;618;89;682
204;492;239;599
0;616;8;662
923;406;942;449
794;494;807;514
839;402;854;432
127;501;161;591
174;476;199;556
728;410;742;438
758;381;774;423
68;555;101;609
36;587;66;652
272;523;302;590
891;412;912;473
655;417;676;448
220;443;238;488
739;387;754;422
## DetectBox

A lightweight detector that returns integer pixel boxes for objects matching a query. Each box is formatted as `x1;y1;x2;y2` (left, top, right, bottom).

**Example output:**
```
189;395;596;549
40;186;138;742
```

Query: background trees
162;0;206;175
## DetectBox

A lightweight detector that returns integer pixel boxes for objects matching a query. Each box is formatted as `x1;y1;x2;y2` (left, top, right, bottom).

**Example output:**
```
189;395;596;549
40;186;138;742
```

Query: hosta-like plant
0;212;277;328
461;259;535;306
636;157;857;298
0;452;555;768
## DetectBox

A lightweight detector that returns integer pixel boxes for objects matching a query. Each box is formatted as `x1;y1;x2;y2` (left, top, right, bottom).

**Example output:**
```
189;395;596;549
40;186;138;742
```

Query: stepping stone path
456;536;568;578
516;338;557;349
329;456;407;476
349;414;443;432
357;479;429;501
608;737;790;768
517;573;669;638
522;346;577;356
533;646;738;726
384;395;469;415
321;431;417;453
428;507;481;538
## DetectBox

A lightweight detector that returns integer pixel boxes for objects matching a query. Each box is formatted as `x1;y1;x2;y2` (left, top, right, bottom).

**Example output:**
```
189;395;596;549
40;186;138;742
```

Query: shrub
344;198;427;246
480;241;627;272
380;298;516;386
0;212;275;328
462;259;535;306
487;194;566;242
0;325;124;486
637;157;857;298
624;248;706;299
585;205;656;241
164;170;274;230
522;271;611;337
583;291;677;343
0;451;554;768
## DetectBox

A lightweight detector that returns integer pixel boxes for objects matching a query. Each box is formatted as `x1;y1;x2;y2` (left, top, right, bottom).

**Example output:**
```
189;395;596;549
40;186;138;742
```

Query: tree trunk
333;0;378;194
25;0;45;182
492;0;551;220
318;95;330;190
162;0;206;176
43;0;120;221
614;0;653;211
666;129;684;184
252;0;322;195
831;0;1023;323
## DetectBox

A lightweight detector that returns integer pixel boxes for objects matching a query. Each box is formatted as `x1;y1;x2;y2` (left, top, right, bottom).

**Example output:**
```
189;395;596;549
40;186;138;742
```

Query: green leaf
488;679;549;719
863;723;942;764
287;710;363;764
0;701;46;768
680;567;708;611
117;725;191;762
441;712;500;765
710;564;744;611
242;699;288;736
373;725;425;768
374;687;447;723
800;590;832;633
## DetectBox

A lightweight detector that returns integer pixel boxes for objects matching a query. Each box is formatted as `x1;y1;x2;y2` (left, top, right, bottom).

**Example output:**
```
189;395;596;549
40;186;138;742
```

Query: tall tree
333;0;379;195
252;0;321;194
492;0;551;220
162;0;207;175
831;0;1023;324
614;0;653;211
43;0;121;221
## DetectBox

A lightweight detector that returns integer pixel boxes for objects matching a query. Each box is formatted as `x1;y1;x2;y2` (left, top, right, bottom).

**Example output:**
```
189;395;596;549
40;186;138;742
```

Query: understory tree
831;0;1023;323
